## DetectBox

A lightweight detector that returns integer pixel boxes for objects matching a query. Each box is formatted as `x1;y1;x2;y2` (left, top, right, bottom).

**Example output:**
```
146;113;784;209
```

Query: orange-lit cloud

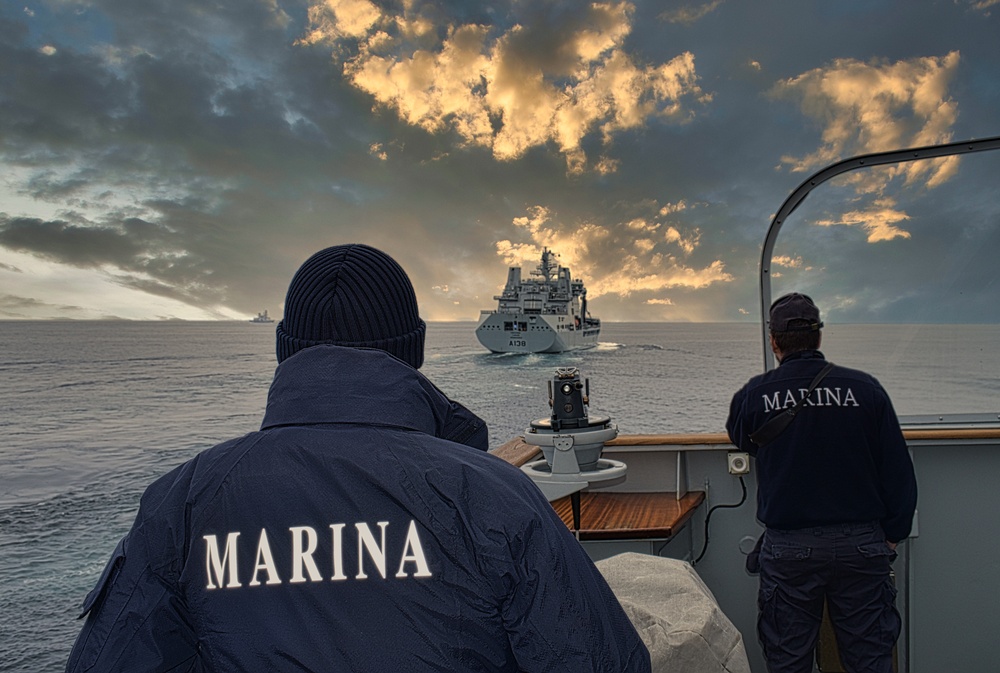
969;0;999;12
659;200;689;215
659;1;726;25
773;52;961;242
772;255;803;268
300;1;708;173
815;198;912;243
774;52;960;184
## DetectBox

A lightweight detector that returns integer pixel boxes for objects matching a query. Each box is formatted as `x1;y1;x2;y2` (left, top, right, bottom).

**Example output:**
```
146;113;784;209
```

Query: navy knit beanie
275;244;426;368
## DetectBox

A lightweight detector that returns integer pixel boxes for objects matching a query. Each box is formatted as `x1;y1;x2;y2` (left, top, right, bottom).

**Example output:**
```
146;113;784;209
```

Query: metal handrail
759;135;1000;370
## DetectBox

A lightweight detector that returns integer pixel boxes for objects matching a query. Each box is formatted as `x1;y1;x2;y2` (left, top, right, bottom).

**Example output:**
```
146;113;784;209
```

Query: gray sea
1;321;997;671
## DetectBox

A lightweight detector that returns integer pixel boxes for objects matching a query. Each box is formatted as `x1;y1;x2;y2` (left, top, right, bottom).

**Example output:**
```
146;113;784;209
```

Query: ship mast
534;248;556;282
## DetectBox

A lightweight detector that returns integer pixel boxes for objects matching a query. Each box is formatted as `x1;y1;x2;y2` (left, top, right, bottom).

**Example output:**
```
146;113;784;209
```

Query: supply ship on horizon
475;248;600;354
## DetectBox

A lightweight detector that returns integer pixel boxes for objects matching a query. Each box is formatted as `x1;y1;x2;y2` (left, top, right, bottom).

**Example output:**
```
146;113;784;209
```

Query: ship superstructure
476;248;600;353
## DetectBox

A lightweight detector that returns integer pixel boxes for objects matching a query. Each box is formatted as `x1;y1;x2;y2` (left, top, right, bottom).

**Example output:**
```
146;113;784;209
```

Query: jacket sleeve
440;398;489;451
66;523;199;672
497;494;651;673
726;383;757;456
874;390;918;542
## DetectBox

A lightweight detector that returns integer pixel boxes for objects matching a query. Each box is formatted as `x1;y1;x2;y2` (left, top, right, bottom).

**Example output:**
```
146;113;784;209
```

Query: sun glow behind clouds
494;205;733;316
300;0;708;174
292;0;733;316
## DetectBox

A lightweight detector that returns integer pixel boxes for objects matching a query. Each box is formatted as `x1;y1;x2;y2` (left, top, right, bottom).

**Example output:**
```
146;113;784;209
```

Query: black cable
693;476;747;566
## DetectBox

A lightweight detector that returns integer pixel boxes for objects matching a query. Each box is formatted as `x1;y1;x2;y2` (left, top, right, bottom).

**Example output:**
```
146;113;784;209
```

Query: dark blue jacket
67;345;649;672
726;350;917;542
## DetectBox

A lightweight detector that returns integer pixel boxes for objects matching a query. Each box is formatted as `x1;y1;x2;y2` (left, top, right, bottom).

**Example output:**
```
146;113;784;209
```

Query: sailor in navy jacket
727;349;917;542
727;307;917;673
66;345;650;672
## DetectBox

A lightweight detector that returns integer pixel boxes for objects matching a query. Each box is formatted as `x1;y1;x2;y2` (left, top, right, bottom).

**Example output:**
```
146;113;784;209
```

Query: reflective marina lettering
204;520;432;590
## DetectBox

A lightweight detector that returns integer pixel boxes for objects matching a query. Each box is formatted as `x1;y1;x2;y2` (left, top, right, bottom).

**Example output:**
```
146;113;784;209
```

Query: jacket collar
779;349;826;365
260;345;461;437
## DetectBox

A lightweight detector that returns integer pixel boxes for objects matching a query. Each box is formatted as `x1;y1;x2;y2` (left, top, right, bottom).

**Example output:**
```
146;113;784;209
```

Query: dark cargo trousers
757;522;900;673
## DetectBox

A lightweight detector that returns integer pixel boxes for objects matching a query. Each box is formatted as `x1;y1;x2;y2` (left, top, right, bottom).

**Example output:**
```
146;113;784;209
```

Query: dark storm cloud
0;17;129;152
0;213;231;306
0;216;143;265
0;293;86;318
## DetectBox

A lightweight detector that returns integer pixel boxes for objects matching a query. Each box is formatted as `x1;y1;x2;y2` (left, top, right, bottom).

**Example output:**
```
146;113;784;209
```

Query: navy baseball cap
769;293;823;332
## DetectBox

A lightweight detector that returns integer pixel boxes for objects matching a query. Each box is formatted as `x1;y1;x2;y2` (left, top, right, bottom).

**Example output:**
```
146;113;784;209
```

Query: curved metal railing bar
758;135;1000;370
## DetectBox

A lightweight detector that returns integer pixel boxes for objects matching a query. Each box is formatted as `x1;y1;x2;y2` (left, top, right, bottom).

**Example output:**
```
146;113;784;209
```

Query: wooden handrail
902;428;1000;441
605;433;732;445
491;437;543;467
491;428;1000;467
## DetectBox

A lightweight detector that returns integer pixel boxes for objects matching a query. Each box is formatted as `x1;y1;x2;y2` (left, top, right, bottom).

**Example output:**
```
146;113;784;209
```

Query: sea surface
1;321;997;671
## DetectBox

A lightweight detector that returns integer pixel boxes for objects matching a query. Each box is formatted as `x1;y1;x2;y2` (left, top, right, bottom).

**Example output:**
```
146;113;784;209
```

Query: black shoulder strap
749;362;835;447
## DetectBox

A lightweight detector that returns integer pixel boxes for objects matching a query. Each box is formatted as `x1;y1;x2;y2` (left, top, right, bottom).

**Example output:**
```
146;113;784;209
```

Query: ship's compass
522;367;627;528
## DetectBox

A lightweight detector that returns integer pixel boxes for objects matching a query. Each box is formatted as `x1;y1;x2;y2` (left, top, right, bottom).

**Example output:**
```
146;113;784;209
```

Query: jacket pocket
769;542;812;561
858;541;898;563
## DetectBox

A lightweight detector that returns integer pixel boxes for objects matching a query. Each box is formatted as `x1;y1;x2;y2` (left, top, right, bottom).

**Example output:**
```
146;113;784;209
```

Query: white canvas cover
596;553;751;673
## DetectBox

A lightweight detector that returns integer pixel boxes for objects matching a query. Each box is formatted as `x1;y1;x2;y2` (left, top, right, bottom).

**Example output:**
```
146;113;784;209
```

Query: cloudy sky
2;0;998;323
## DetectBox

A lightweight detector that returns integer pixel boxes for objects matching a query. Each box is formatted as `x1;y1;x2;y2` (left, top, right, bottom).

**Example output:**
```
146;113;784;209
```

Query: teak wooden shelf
550;491;706;541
